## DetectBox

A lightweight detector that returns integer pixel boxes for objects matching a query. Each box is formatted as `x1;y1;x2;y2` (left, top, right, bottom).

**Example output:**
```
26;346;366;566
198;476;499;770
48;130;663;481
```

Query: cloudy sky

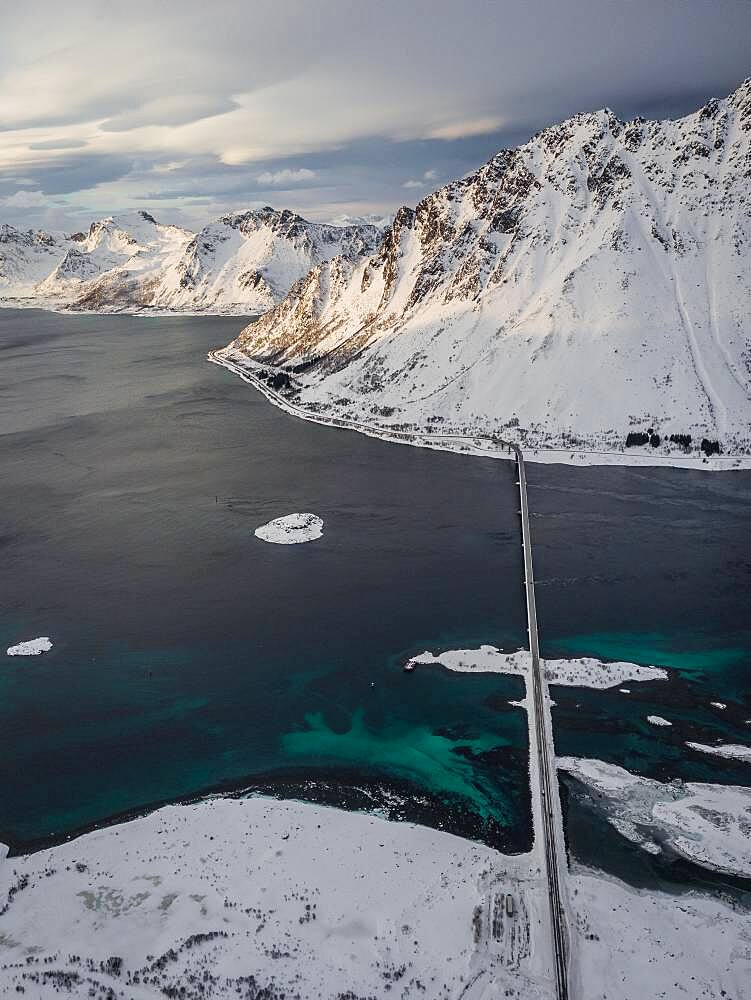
1;0;749;232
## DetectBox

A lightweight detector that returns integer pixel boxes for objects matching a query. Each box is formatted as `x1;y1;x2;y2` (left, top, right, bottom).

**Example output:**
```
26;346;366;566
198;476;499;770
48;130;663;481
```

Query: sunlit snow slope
225;82;751;457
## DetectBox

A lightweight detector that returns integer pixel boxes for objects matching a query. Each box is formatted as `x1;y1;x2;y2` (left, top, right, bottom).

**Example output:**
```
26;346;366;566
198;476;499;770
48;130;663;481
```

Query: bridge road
513;445;570;1000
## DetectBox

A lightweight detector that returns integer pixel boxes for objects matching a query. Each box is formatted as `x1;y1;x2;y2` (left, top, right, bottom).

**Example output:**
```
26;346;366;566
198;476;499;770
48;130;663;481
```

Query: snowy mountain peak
0;207;380;316
224;82;751;461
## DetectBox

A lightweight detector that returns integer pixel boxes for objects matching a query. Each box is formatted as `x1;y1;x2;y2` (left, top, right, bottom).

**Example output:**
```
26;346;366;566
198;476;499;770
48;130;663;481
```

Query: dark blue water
1;309;749;870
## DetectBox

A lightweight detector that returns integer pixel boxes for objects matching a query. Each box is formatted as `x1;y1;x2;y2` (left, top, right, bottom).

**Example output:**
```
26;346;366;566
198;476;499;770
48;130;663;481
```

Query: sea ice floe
646;715;672;727
6;636;52;656
558;756;751;877
403;646;667;689
686;742;751;762
254;512;323;544
710;701;727;710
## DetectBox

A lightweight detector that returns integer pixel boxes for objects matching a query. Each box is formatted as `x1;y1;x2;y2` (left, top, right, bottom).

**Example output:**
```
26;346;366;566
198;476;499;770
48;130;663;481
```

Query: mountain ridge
0;208;381;315
221;80;751;459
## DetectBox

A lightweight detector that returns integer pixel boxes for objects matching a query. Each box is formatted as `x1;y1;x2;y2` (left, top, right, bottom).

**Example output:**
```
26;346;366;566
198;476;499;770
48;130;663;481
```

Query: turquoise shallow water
555;631;746;679
1;309;750;865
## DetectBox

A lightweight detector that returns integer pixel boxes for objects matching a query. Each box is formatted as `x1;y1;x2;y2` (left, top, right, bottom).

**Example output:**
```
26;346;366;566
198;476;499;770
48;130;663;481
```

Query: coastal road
513;444;570;1000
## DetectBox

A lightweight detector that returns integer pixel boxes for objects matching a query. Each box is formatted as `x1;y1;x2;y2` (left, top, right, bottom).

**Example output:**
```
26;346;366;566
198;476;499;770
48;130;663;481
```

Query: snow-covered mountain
150;208;380;314
223;82;751;459
0;209;380;315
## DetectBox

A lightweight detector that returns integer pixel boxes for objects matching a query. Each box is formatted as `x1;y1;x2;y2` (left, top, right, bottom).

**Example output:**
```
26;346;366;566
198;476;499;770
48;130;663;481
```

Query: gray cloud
0;0;749;229
28;138;88;150
17;153;136;196
100;95;241;132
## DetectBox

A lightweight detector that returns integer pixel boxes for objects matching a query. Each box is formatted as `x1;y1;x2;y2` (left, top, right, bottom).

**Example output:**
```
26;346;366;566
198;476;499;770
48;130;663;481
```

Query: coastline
3;301;746;469
209;348;751;471
1;793;748;1000
0;298;262;320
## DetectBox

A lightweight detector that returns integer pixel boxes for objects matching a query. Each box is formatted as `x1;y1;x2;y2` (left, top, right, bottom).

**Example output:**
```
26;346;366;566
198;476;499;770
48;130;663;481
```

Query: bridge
208;350;572;998
513;443;570;1000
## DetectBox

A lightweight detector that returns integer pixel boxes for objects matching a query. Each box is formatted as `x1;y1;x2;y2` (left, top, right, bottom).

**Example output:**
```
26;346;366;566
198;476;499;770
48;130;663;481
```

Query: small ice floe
686;742;751;762
254;513;323;545
647;715;672;727
6;637;52;656
710;701;727;710
619;689;630;694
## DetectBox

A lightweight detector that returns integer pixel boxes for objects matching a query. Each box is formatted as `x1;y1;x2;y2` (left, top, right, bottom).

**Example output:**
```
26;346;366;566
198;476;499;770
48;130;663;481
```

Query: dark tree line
669;433;692;449
626;431;721;456
626;431;660;447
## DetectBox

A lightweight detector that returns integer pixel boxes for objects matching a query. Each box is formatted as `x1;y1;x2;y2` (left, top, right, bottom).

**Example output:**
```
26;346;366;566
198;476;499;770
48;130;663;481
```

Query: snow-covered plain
5;636;52;656
224;81;751;465
404;645;667;689
254;512;324;544
558;756;751;877
0;209;379;315
0;795;748;1000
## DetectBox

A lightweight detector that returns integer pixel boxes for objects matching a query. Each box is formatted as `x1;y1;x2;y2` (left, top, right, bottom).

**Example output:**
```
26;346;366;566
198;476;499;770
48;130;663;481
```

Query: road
513;444;570;1000
209;350;572;996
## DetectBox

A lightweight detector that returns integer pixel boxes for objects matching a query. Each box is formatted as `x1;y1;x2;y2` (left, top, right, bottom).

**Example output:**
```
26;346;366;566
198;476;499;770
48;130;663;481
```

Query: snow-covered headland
0;794;747;1000
219;81;751;468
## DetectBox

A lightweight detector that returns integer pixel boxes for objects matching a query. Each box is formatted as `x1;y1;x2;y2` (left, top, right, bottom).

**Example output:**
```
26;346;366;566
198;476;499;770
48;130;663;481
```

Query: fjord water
1;310;750;861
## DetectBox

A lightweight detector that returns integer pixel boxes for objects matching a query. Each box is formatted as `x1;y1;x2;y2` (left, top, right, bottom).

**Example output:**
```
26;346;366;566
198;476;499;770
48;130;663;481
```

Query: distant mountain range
221;80;751;458
0;208;381;315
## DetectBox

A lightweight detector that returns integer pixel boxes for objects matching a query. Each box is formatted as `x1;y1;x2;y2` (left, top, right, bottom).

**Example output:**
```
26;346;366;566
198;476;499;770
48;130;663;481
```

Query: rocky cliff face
225;82;751;457
0;209;380;316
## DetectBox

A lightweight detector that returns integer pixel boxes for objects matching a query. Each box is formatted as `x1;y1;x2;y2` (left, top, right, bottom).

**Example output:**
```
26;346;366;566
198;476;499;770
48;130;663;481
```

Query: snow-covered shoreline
0;298;262;319
209;349;751;470
558;756;751;879
1;793;748;1000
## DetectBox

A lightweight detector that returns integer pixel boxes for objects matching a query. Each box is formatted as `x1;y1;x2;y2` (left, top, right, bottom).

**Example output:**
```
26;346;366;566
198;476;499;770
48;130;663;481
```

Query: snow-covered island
404;645;668;689
254;512;324;544
6;636;52;656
